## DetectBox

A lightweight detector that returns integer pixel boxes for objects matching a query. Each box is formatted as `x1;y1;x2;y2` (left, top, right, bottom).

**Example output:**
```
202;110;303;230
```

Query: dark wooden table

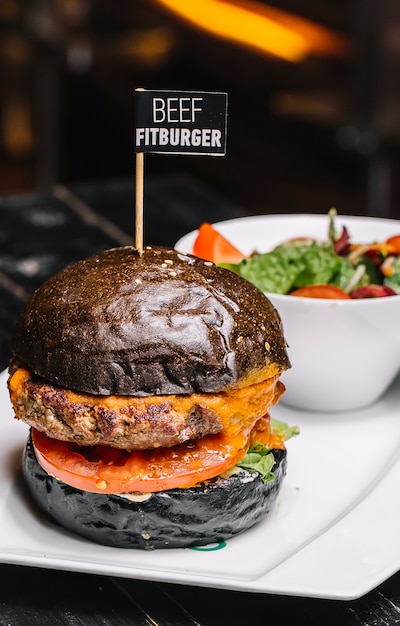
1;174;399;625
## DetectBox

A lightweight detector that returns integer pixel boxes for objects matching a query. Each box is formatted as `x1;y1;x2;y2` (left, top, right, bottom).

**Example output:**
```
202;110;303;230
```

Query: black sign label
134;89;228;155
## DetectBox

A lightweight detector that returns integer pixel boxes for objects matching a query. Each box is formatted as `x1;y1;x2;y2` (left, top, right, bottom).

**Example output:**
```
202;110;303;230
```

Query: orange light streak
153;0;350;62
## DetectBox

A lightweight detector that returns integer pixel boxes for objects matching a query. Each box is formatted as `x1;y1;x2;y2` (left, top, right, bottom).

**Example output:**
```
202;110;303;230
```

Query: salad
192;209;400;299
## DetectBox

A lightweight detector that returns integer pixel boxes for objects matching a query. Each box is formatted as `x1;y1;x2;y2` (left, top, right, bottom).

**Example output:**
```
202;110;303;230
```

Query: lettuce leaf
236;419;300;483
237;246;304;294
237;444;276;483
220;240;345;295
270;418;300;442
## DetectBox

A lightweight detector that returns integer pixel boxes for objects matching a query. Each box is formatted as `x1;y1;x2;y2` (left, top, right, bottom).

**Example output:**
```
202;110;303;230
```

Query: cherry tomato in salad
289;285;352;299
193;223;245;264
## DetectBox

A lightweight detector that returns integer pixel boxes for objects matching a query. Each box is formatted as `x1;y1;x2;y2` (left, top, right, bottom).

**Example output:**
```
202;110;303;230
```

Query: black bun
22;433;287;549
11;246;290;396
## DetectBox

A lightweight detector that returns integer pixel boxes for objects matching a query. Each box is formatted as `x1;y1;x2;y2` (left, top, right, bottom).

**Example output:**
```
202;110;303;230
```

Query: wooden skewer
135;151;144;254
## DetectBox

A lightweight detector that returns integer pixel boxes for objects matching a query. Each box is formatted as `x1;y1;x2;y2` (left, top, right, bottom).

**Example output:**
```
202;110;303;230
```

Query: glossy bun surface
11;246;290;395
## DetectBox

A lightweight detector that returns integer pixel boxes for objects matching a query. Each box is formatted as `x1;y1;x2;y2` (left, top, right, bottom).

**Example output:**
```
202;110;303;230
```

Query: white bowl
175;214;400;412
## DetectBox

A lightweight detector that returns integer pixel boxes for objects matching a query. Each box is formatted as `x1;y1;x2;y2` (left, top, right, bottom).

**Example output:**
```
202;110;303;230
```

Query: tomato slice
192;223;245;263
32;427;252;494
31;415;285;495
290;284;351;299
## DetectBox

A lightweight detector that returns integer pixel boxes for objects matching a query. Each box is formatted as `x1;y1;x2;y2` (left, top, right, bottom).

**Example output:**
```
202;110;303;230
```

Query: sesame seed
265;341;271;351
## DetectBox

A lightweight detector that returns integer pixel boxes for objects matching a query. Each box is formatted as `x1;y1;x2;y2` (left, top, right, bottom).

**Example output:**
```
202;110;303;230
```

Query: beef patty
8;366;284;450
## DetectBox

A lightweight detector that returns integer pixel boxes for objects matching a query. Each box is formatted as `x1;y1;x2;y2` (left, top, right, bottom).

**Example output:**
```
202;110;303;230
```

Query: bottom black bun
23;433;287;550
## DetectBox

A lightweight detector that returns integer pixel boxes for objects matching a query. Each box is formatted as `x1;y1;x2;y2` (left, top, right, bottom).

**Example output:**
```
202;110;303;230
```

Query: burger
8;245;294;550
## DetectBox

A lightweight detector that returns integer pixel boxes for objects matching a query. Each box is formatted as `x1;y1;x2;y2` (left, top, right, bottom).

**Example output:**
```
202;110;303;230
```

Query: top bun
11;246;290;396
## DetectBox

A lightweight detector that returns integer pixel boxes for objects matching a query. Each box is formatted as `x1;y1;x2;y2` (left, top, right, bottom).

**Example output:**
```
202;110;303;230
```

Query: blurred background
1;0;400;217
